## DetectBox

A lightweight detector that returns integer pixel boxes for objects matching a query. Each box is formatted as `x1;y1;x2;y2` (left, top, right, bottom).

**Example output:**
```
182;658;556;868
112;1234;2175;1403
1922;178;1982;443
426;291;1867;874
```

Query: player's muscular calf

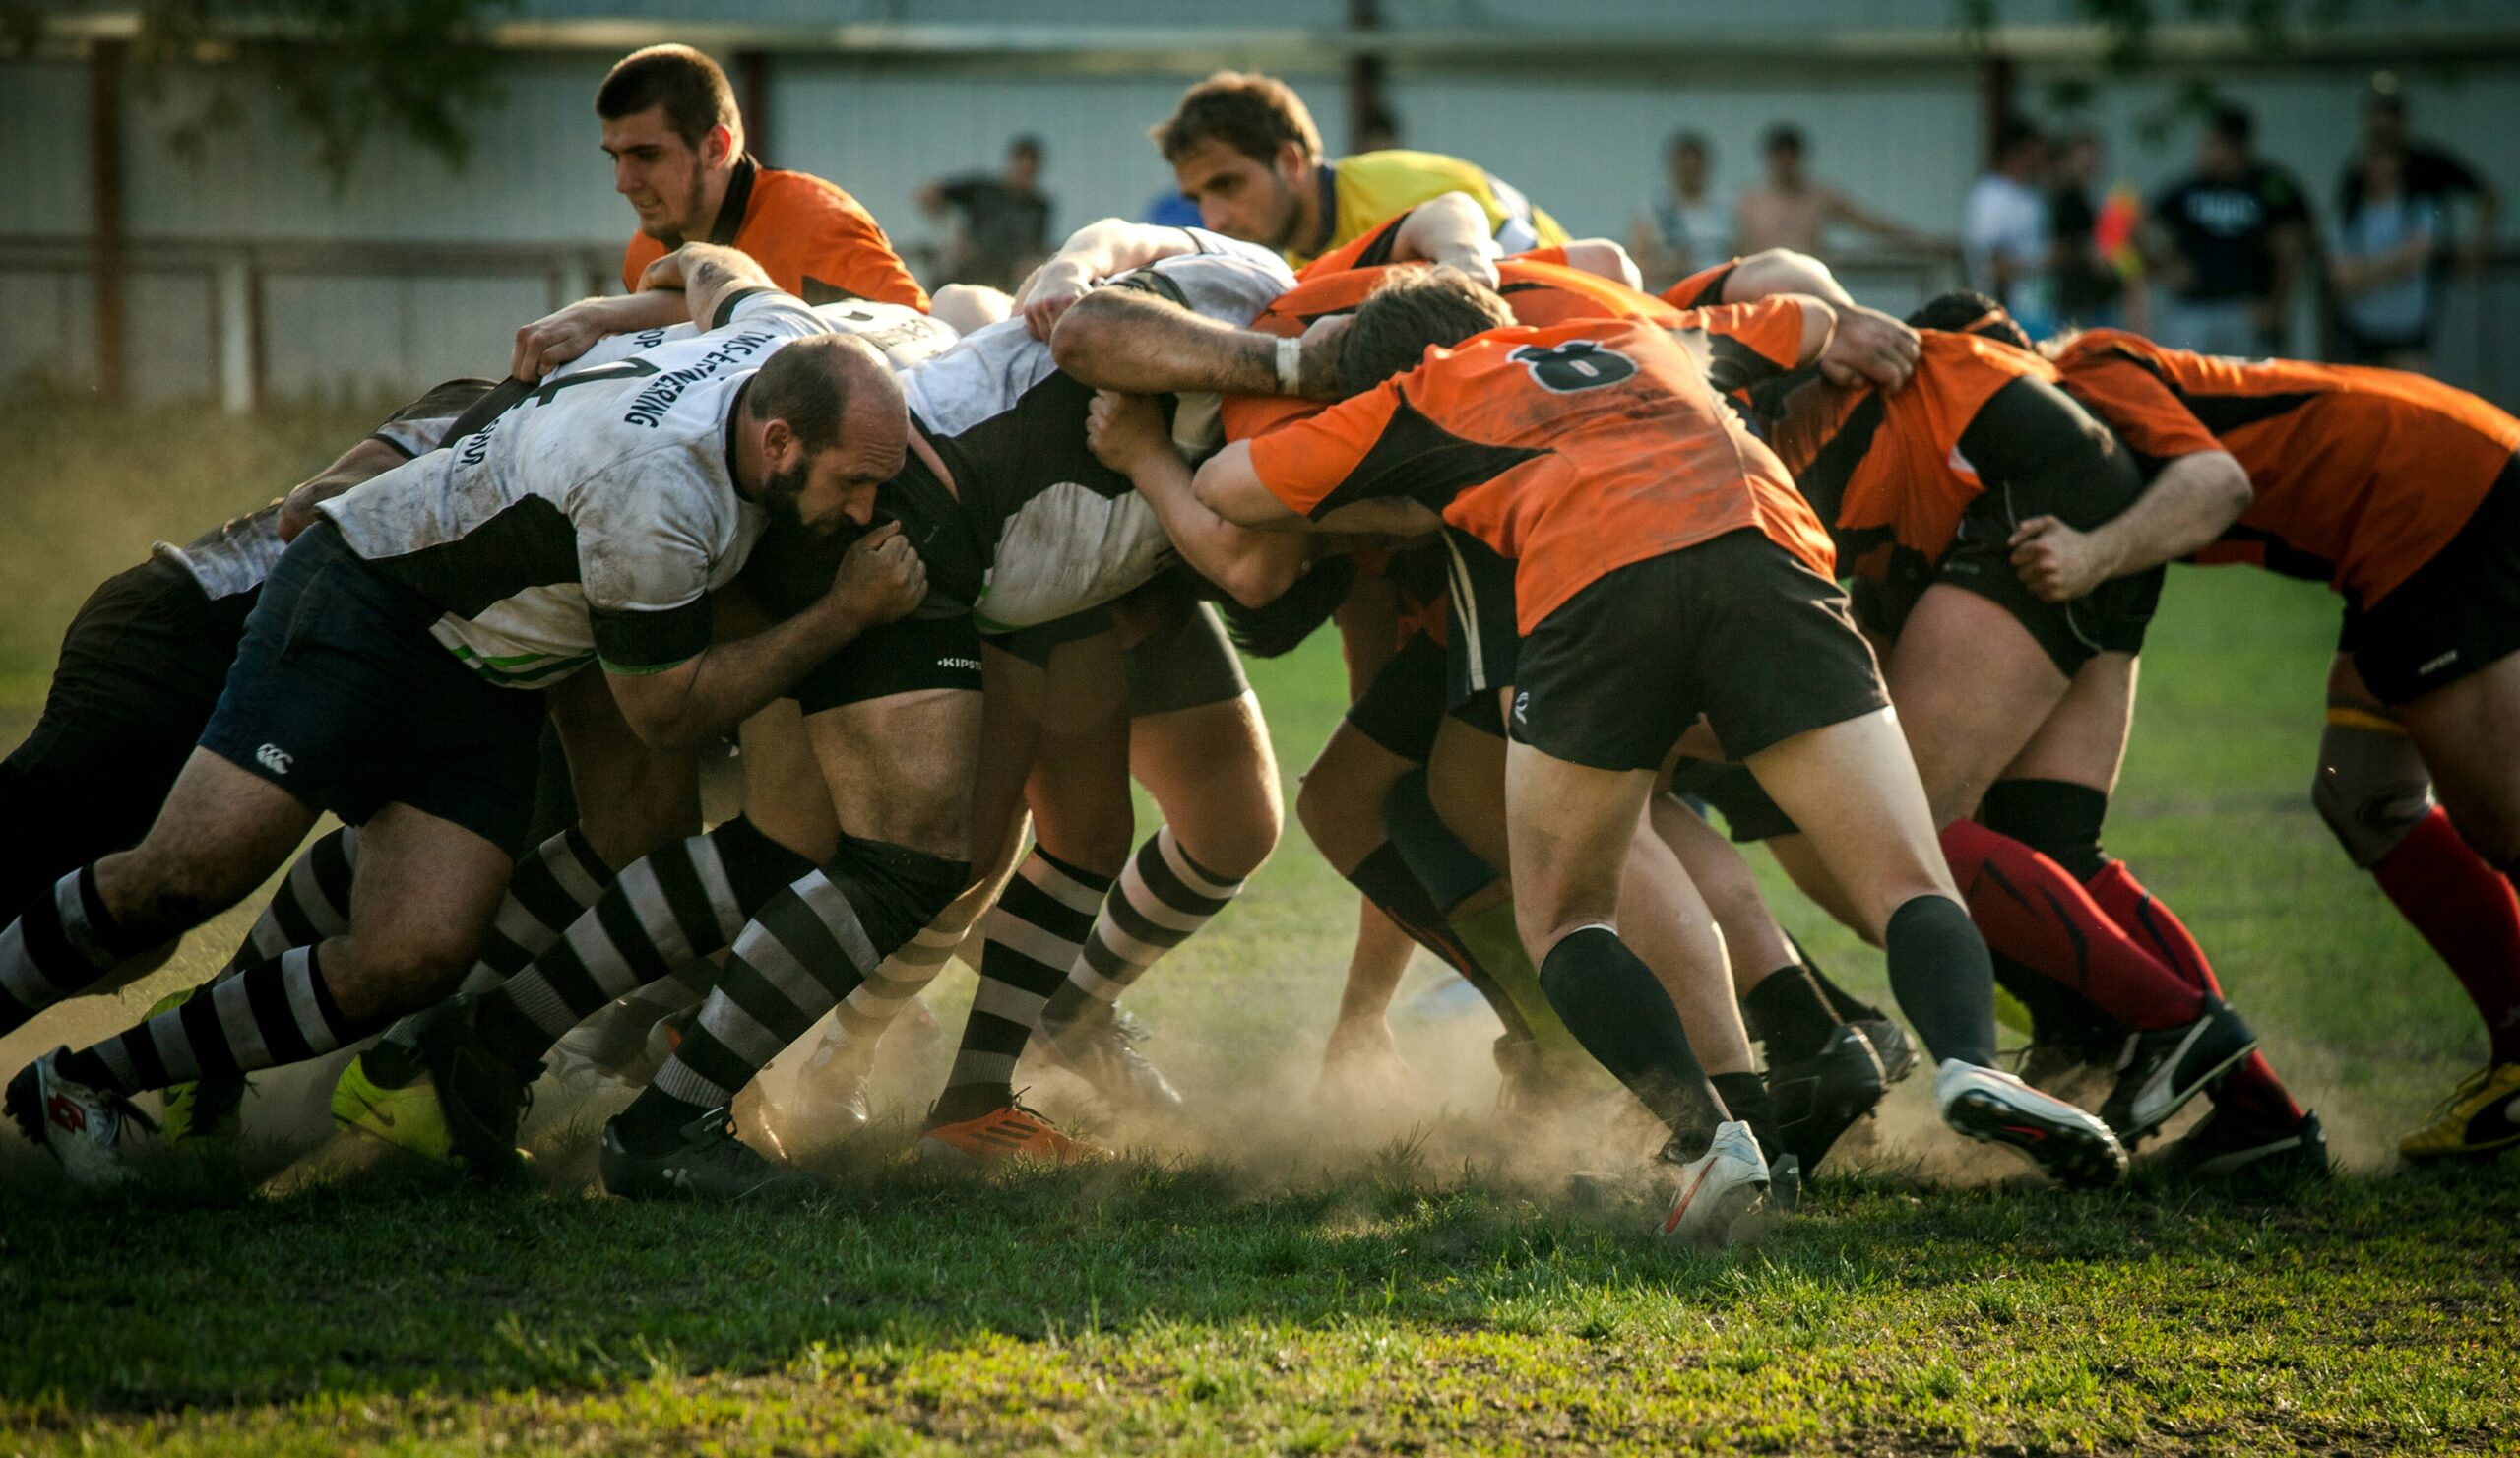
607;523;925;753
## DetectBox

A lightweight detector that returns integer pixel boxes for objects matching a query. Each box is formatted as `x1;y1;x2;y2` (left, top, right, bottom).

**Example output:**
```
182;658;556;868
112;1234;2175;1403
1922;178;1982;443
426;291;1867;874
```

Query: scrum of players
6;47;2519;1247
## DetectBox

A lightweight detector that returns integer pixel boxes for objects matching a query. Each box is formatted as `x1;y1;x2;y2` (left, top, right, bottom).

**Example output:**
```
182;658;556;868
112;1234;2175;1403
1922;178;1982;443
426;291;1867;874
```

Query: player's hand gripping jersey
2050;328;2520;606
319;289;839;687
1245;318;1835;635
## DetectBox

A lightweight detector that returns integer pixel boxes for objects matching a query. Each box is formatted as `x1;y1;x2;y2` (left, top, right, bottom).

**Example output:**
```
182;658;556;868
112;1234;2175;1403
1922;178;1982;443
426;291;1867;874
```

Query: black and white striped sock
216;826;360;979
1040;828;1242;1026
370;826;612;1058
930;849;1113;1124
617;838;968;1151
62;945;386;1095
472;816;815;1073
0;865;159;1036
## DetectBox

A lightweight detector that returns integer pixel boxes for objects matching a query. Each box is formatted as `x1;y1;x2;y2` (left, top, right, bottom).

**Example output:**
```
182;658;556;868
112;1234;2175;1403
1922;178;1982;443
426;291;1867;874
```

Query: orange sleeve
1680;298;1807;374
1299;213;1411;280
1246;384;1409;519
2057;353;2223;461
622;234;664;295
794;193;930;310
1663;258;1739;310
1221;393;1325;443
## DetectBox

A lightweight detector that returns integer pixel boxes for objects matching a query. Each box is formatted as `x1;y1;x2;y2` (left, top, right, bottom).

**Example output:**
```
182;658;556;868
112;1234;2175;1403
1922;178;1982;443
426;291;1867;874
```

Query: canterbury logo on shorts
255;743;294;776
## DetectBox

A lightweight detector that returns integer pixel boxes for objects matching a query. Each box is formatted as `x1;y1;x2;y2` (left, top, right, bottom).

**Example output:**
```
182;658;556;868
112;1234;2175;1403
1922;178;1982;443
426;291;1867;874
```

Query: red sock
1938;819;2206;1032
2371;808;2520;1064
2086;860;2303;1125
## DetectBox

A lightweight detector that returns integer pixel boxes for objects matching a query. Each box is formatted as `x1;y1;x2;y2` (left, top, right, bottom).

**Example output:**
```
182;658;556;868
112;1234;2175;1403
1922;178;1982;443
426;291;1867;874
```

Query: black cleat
1039;1001;1183;1112
2161;1108;2329;1185
1766;1024;1886;1171
2100;997;2258;1146
598;1107;810;1200
415;997;537;1181
1854;1017;1918;1085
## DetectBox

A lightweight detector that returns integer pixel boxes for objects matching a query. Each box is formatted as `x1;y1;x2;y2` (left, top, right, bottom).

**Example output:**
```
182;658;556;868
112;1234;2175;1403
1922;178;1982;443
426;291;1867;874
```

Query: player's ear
760;415;795;463
705;122;738;169
1274;140;1308;186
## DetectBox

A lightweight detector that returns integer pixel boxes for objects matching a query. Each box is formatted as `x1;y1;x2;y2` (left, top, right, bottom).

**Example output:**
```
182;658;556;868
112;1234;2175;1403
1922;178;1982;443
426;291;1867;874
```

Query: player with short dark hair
598;43;927;310
1151;71;1564;270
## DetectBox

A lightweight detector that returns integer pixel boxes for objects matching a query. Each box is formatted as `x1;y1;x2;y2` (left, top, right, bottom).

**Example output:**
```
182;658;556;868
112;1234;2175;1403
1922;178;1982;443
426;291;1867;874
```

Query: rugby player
1195;269;2130;1236
1966;310;2520;1165
1151;71;1564;271
5;254;927;1188
604;44;926;309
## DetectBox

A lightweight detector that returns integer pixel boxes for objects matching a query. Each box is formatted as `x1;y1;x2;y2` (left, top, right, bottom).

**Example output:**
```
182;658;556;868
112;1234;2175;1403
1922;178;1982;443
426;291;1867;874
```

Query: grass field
1;399;2515;1454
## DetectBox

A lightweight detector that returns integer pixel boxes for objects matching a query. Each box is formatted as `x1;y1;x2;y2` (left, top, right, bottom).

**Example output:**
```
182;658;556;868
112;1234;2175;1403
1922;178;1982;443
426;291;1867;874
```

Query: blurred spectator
1631;131;1734;293
918;134;1053;291
2329;145;2444;369
1962;118;2053;336
2142;105;2311;356
1735;122;1943;260
1142;184;1204;228
1355;106;1404;154
2047;127;2148;334
2344;75;2499;275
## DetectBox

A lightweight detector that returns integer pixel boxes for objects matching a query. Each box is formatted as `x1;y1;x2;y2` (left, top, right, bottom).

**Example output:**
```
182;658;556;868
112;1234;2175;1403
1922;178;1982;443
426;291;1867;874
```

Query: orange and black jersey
1246;319;1835;634
1226;210;1809;442
2051;329;2520;605
1663;258;1739;311
623;156;929;311
1746;330;2065;578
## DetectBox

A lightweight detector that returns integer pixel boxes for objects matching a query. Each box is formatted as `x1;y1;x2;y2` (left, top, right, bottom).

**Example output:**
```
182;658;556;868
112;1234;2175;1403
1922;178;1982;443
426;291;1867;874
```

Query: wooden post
1347;0;1383;155
1979;49;2016;166
737;50;771;161
89;38;128;406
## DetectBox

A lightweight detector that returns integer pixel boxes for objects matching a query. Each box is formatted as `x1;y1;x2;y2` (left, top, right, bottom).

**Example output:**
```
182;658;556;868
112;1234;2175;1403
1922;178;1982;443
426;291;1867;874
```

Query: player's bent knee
2312;721;2433;869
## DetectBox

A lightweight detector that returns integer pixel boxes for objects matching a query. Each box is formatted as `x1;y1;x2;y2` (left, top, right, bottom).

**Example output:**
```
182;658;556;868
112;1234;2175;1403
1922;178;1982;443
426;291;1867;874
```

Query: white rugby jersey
154;379;497;602
320;289;833;687
560;297;959;380
898;228;1295;630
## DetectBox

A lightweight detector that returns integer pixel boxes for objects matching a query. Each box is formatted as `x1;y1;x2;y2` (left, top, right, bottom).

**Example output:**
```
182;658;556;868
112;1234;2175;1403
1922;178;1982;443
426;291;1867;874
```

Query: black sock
1346;843;1532;1040
1535;925;1724;1157
71;945;384;1095
1883;895;1998;1067
1787;932;1884;1025
934;848;1111;1125
0;865;155;1036
1710;1070;1782;1167
1741;964;1841;1063
1980;780;2110;882
1383;770;1497;914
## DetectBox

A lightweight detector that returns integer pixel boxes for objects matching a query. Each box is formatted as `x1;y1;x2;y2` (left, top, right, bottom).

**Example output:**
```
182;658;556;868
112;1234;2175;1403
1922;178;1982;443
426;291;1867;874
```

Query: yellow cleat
2400;1062;2520;1163
916;1103;1104;1167
328;1052;455;1164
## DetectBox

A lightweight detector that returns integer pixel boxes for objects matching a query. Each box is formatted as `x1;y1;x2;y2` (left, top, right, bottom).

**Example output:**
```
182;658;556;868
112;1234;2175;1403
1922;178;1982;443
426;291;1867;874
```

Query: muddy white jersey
560;297;959;381
319;289;831;687
896;228;1295;630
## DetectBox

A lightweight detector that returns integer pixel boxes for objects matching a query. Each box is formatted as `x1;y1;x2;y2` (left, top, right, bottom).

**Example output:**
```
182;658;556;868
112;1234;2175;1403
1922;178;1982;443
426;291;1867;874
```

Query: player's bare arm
1555;238;1642;290
1015;219;1202;338
1051;286;1348;400
1189;441;1437;537
273;436;421;542
1722;248;1856;307
1084;390;1308;607
510;291;691;381
2007;449;2254;602
1388;192;1504;286
604;522;925;751
636;242;780;332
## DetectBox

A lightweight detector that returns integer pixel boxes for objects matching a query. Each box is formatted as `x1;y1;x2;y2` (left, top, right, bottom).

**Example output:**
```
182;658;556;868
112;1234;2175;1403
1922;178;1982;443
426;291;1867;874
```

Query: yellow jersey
1286;149;1567;270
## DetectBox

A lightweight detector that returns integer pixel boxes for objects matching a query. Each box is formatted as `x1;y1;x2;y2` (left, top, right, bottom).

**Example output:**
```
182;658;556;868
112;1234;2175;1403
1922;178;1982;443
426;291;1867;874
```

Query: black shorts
1122;601;1249;718
1440;528;1520;713
197;521;547;857
1666;758;1800;843
1;557;257;912
791;611;986;716
1512;530;1890;773
983;608;1113;671
2344;458;2520;705
1888;375;2163;676
1347;631;1448;763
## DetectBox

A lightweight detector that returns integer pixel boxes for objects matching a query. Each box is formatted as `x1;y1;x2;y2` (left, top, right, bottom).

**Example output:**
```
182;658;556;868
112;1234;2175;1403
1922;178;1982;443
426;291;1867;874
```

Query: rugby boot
2400;1062;2520;1163
2162;1108;2330;1184
2099;996;2258;1146
546;990;686;1090
755;1024;877;1149
916;1101;1104;1167
1936;1058;2127;1188
1657;1119;1770;1250
1765;1024;1886;1171
147;986;247;1146
1037;1000;1182;1113
329;1050;455;1165
598;1106;809;1201
7;1048;157;1190
1855;1015;1918;1085
413;996;537;1180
